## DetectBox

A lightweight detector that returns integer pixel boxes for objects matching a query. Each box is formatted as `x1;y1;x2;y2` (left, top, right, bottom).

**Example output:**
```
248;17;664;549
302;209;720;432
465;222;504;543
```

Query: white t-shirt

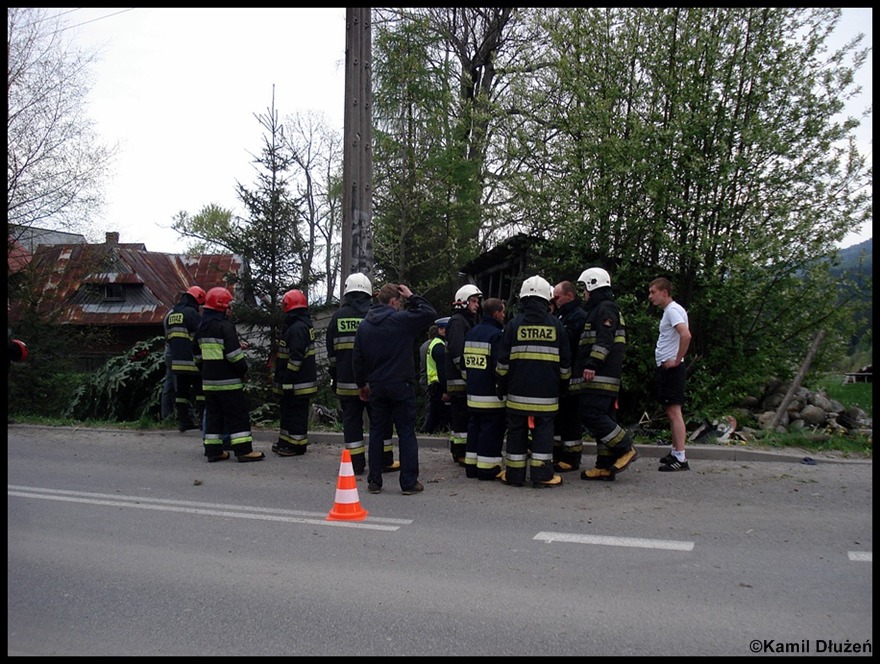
655;300;688;366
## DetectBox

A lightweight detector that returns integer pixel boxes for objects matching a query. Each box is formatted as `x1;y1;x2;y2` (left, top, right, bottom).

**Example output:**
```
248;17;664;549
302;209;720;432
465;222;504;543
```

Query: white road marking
848;551;872;562
535;530;694;551
8;485;408;531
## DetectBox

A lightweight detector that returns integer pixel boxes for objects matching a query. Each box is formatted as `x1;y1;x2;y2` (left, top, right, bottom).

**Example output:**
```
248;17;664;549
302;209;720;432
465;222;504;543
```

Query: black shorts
656;362;686;406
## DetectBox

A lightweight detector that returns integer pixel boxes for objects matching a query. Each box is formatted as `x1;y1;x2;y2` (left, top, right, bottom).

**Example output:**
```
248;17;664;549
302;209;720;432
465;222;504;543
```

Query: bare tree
7;8;115;237
283;110;343;304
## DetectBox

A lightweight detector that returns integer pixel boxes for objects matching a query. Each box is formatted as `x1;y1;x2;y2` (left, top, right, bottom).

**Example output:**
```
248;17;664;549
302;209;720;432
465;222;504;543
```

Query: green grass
811;373;873;417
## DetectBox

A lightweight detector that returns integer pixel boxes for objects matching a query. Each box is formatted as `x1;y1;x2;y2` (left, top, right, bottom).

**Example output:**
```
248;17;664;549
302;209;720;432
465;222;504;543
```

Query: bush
64;336;167;422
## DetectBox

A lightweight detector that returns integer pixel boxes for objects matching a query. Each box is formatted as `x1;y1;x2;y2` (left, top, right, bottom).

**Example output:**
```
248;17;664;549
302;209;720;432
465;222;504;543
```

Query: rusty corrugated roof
28;241;243;326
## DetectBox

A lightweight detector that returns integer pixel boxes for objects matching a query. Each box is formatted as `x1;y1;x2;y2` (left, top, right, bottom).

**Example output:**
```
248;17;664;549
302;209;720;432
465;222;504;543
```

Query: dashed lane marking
535;531;694;551
848;551;872;562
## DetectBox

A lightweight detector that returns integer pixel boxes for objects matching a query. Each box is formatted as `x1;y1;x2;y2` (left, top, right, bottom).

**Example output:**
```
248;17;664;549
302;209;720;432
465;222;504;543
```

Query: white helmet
343;272;372;296
454;284;483;308
577;267;611;292
519;275;553;301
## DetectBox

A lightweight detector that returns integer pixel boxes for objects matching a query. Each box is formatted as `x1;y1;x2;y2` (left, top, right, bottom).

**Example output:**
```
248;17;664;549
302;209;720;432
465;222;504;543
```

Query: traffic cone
326;449;369;521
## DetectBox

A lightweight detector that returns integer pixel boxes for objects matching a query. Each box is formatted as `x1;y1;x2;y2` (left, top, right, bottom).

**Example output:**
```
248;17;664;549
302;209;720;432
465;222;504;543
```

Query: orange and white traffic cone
326;449;369;521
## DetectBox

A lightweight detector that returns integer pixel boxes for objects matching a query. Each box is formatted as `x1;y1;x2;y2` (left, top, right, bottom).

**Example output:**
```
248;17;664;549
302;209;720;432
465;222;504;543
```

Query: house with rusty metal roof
16;231;244;362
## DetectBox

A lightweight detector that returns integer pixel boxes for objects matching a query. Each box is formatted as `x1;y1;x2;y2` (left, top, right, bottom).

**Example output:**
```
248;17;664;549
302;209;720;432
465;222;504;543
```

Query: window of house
103;284;124;302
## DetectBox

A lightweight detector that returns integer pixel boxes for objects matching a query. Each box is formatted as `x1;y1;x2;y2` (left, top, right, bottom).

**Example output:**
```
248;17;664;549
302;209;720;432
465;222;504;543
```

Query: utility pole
341;7;374;298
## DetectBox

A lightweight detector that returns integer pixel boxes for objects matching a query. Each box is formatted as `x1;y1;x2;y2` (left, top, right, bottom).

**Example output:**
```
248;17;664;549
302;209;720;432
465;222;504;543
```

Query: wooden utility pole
770;329;826;430
341;7;374;298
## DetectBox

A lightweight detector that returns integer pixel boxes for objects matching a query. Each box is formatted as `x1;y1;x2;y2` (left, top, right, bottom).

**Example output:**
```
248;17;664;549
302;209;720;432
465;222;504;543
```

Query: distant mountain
834;238;872;277
831;238;871;356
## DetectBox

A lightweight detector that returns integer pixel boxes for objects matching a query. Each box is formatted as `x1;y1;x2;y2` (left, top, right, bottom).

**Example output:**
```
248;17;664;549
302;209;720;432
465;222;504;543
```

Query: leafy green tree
371;7;870;421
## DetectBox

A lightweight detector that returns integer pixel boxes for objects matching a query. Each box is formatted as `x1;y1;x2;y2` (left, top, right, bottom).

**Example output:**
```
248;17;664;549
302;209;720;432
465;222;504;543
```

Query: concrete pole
341;7;374;298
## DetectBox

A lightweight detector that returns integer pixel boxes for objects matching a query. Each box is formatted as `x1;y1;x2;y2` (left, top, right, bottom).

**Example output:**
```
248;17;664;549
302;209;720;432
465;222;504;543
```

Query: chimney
106;232;120;245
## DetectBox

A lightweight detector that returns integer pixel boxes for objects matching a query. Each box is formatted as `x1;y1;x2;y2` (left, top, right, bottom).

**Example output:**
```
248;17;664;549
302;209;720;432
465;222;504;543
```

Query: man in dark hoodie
326;273;399;475
353;283;436;495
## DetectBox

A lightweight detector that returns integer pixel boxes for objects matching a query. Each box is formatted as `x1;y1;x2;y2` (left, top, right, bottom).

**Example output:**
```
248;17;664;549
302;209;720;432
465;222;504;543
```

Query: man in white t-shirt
648;277;692;471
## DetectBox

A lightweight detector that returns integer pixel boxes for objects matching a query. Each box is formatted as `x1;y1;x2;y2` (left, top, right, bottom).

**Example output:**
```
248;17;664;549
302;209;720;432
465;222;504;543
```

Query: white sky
60;7;872;253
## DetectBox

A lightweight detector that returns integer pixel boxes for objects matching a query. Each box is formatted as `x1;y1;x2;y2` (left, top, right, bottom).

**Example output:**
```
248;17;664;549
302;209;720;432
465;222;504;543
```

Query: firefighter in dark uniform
496;276;571;488
193;287;264;462
444;284;483;466
463;297;507;480
271;289;318;456
326;273;399;474
551;280;588;472
574;267;638;481
164;286;206;432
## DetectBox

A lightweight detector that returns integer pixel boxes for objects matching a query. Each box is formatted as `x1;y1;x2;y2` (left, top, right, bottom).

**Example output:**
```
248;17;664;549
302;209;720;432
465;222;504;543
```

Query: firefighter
496;276;571;488
463;298;507;480
164;286;206;432
271;289;318;457
193;287;263;462
444;283;483;466
326;273;400;474
551;280;588;472
574;267;638;481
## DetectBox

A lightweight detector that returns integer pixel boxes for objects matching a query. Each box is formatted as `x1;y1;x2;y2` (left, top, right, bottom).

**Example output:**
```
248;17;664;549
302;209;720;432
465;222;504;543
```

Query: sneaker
532;474;563;488
368;482;382;494
658;452;676;465
580;467;615;481
401;482;424;495
553;461;580;473
658;459;689;471
382;461;401;473
611;448;639;473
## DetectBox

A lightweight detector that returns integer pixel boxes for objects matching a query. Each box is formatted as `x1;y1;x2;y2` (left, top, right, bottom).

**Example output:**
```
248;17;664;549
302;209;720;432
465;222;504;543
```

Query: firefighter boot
581;467;615;481
350;450;366;475
532;473;564;488
611;448;639;474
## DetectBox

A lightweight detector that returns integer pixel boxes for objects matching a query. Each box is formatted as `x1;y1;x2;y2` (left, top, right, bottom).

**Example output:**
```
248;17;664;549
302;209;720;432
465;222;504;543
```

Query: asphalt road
7;425;873;656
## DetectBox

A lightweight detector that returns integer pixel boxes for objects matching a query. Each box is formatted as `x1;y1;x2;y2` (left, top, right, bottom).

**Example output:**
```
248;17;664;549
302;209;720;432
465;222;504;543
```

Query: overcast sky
60;8;872;253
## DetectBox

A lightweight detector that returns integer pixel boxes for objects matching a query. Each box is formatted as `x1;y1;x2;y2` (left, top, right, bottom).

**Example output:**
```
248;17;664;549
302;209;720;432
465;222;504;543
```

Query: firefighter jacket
193;310;247;392
569;286;627;398
353;295;437;388
444;308;478;396
326;292;371;397
274;309;318;397
496;297;571;414
555;295;588;394
463;316;505;411
164;294;202;375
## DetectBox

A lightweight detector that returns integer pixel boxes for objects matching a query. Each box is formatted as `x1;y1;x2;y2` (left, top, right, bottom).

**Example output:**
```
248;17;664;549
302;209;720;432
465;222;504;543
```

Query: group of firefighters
164;265;659;487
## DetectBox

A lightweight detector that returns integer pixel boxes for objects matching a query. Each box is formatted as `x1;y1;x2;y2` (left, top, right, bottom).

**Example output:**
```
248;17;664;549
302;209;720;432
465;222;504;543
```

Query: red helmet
186;286;207;305
282;289;308;312
10;339;27;362
205;287;233;312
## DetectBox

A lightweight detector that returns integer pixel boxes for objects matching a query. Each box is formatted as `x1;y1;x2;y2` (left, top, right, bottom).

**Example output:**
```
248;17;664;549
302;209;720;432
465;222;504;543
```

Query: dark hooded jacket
352;295;436;388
